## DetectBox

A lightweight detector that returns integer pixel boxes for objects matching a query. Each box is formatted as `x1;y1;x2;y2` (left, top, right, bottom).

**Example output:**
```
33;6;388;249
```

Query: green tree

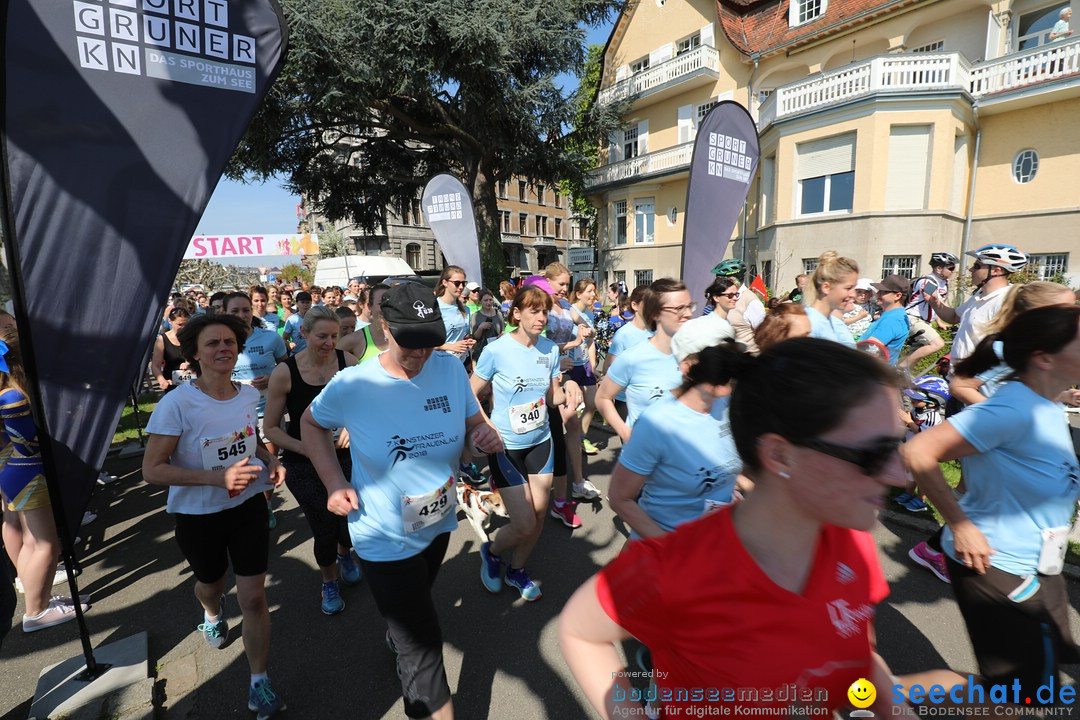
315;226;354;259
228;0;625;285
560;42;605;241
278;263;312;287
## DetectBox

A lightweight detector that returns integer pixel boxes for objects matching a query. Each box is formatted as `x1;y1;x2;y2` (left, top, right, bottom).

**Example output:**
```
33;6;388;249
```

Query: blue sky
197;21;614;241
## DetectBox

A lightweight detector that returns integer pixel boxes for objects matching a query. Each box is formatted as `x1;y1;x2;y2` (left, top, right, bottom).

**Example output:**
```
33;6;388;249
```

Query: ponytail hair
809;250;859;302
676;342;747;394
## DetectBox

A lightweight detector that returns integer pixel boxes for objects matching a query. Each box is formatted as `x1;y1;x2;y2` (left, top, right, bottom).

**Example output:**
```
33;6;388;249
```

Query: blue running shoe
505;567;542;602
338;552;362;586
460;462;487;487
901;495;930;512
248;677;286;720
479;542;503;593
197;595;228;649
321;580;344;615
893;492;914;507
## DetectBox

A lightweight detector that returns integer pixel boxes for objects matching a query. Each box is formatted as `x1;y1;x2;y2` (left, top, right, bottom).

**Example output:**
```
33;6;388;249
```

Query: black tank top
283;350;347;464
162;333;185;391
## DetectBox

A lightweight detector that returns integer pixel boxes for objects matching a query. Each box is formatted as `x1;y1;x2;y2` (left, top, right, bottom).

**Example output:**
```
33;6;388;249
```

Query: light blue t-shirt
231;326;287;416
473;334;560;449
283;313;306;353
943;381;1080;576
570;306;594;367
259;312;281;332
309;352;480;562
806;307;856;347
438;298;471;363
606;341;682;428
607;323;653;403
862;308;909;365
618;395;742;536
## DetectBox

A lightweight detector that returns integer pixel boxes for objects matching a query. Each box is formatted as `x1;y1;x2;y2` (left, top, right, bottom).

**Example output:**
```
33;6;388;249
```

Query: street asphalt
2;429;1079;720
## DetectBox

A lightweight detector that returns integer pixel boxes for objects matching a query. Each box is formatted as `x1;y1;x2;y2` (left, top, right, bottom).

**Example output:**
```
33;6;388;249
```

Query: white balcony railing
758;40;1080;128
584;142;694;189
599;45;721;106
969;39;1080;95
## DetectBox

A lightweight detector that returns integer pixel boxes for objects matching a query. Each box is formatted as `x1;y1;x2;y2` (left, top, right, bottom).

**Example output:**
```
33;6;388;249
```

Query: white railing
584;142;694;189
969;38;1080;95
772;53;970;122
599;45;721;105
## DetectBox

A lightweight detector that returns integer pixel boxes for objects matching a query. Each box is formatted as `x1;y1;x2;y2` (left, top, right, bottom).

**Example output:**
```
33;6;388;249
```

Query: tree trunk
470;157;506;288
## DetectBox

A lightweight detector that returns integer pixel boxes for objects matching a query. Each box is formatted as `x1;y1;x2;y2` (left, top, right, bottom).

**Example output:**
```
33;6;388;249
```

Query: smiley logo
847;678;876;709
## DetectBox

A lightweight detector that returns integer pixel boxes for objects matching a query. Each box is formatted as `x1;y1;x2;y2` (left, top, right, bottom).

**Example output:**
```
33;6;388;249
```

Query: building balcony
758;39;1080;130
598;45;721;110
583;142;694;191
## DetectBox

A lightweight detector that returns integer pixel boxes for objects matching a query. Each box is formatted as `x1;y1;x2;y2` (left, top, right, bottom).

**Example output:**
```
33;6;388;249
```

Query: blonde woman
805;251;859;347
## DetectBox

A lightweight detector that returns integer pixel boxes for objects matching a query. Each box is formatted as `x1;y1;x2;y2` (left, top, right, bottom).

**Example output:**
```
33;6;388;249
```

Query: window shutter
649;44;673;66
678;105;693;144
701;23;715;47
638;120;649;155
796;133;855;179
615;65;628;82
609;131;622;162
884;125;931;210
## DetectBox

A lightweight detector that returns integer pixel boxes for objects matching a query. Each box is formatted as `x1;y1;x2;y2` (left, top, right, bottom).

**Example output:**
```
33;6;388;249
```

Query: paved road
2;434;1079;719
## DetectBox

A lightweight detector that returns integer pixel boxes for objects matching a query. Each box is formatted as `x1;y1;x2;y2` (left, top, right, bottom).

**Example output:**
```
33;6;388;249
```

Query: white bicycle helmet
965;244;1027;273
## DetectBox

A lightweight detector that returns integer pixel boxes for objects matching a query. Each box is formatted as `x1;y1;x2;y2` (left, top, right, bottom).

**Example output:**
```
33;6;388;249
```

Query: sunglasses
793;437;903;476
945;265;956;271
718;291;740;299
448;279;467;287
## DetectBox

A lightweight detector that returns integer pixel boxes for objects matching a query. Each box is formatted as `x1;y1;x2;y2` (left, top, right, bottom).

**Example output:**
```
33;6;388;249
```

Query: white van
314;256;416;288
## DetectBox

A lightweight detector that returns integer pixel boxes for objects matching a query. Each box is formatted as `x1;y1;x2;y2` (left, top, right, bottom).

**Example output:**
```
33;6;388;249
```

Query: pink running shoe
549;501;582;529
909;541;950;583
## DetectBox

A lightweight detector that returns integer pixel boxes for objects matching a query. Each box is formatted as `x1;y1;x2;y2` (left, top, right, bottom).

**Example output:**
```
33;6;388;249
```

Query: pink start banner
184;233;320;259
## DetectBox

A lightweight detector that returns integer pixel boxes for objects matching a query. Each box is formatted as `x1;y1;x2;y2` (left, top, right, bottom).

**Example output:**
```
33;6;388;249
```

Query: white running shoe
571;479;601;501
22;596;87;633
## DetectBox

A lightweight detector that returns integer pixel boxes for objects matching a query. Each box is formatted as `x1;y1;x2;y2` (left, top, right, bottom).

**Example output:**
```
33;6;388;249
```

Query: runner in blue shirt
471;285;567;602
302;283;503;720
805;251;858;347
861;275;910;365
904;304;1080;697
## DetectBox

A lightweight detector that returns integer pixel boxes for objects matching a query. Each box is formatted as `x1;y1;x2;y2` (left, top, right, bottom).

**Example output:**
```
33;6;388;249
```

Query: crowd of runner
3;243;1079;720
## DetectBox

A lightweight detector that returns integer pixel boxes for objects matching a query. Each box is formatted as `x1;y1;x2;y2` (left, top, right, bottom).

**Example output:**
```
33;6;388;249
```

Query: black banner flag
1;0;288;537
681;101;760;309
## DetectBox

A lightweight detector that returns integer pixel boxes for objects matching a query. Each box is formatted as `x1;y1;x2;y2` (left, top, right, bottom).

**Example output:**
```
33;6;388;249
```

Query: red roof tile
718;0;921;57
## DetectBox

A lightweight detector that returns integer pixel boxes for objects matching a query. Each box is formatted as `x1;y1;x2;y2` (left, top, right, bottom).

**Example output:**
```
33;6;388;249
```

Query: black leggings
283;458;352;568
361;533;452;719
547;408;567;478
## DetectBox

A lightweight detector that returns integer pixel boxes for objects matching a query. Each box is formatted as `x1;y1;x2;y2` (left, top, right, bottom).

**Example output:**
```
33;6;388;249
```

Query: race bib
172;369;194;385
509;397;546;434
200;427;257;497
1038;525;1070;575
401;475;455;534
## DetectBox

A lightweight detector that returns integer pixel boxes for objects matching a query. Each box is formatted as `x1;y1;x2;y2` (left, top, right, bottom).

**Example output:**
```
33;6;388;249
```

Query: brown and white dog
456;481;508;542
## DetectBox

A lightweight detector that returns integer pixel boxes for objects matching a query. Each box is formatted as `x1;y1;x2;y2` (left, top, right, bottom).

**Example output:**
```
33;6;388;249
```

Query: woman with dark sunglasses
561;338;912;719
902;305;1080;703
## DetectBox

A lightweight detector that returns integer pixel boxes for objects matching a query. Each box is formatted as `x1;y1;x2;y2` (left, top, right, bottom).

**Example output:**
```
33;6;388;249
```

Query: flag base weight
28;632;148;719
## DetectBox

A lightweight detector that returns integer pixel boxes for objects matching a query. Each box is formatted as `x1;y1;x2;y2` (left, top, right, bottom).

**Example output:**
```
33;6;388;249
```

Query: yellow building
588;0;1080;294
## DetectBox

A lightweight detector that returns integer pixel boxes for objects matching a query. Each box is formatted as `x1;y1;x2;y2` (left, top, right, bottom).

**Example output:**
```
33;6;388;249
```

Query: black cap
380;283;446;349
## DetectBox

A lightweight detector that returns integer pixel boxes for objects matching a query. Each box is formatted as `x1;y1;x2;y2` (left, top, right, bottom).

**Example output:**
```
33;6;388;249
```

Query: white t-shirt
145;383;268;514
950;285;1011;363
309;352;480;561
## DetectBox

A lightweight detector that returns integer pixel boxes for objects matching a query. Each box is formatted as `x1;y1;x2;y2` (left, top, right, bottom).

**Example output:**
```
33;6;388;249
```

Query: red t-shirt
596;508;889;715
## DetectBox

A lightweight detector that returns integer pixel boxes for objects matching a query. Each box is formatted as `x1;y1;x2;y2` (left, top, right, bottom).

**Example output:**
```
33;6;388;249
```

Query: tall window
554;192;561;208
882;255;920;280
614;201;628;246
797;134;855;216
634;200;655;244
802;258;819;275
411;198;422;226
1018;2;1069;50
614;270;626;286
537;184;546;205
406;243;421;269
518;180;527;202
676;33;701;56
501;210;511;233
554;218;562;239
696;101;718;124
630;56;650;74
635;269;654;286
537;215;547;236
498;180;508;199
790;0;825;26
1029;253;1069;280
519;212;528;235
623;127;639;160
761;260;773;290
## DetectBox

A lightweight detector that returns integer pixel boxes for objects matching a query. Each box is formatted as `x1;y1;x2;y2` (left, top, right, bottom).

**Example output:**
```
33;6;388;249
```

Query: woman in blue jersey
805;251;859;347
595;278;693;443
904;304;1080;698
471;285;567;601
599;285;652;423
569;279;601;456
434;265;474;364
609;341;744;540
302;283;503;720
